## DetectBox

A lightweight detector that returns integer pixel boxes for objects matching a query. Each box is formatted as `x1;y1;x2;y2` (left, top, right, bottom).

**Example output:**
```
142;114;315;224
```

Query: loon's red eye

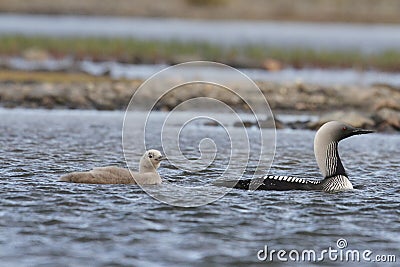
342;127;347;131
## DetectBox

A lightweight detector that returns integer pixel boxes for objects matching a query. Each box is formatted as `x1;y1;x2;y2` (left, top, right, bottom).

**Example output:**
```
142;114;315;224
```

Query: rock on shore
0;81;140;110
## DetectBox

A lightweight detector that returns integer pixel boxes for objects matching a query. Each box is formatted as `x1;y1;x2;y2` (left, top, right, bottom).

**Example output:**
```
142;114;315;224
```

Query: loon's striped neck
324;141;347;178
315;134;347;179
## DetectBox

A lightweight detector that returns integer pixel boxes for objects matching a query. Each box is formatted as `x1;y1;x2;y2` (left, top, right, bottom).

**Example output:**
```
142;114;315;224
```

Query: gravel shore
1;79;399;132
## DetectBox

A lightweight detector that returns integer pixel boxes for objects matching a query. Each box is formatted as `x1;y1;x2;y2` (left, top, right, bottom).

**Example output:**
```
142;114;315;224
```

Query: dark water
0;109;399;266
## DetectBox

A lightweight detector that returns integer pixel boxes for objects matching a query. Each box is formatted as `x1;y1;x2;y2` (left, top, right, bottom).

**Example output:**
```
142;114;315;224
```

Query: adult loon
234;121;373;192
60;150;165;184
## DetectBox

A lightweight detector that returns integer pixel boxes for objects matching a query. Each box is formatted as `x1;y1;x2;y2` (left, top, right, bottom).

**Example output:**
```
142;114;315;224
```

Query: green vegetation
185;0;228;6
1;35;400;71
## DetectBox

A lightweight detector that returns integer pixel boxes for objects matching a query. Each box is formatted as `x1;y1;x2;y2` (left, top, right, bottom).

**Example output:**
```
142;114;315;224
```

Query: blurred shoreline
1;35;400;72
1;0;400;24
1;70;399;132
1;2;399;132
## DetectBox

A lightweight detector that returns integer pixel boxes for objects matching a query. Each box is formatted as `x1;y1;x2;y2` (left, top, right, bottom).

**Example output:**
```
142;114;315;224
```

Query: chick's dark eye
149;154;153;158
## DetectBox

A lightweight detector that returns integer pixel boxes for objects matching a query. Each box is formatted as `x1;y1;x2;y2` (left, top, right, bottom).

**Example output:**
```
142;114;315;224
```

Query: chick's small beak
157;155;166;161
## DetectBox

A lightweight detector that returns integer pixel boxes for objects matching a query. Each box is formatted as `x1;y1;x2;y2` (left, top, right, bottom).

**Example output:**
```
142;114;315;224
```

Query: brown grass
1;0;400;23
0;70;112;83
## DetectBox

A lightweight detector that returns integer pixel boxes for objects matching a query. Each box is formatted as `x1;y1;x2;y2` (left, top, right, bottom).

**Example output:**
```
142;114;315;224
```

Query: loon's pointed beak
352;128;374;136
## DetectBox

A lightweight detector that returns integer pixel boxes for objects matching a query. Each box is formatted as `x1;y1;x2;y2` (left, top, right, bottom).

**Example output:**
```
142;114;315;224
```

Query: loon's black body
234;175;319;191
234;121;373;192
234;175;350;191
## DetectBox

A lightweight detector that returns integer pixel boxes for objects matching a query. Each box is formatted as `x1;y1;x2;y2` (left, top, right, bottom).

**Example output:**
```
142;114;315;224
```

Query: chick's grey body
235;121;373;192
60;150;164;185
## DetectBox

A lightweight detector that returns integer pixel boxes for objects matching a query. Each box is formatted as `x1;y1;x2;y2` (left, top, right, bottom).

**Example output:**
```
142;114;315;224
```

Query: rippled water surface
0;109;399;266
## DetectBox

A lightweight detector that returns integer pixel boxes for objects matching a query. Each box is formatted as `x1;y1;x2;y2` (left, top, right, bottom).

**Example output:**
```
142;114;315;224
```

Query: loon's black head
317;121;373;143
